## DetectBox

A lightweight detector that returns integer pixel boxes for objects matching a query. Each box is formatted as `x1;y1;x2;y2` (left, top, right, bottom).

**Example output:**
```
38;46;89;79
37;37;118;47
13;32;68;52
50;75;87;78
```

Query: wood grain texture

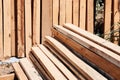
0;73;15;80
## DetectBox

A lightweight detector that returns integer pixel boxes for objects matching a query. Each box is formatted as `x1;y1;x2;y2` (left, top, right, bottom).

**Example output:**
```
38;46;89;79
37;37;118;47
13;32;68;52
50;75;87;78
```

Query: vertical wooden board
0;0;3;60
87;0;94;33
33;0;40;45
79;0;86;29
42;0;52;43
104;0;112;37
66;0;72;23
53;0;59;25
17;0;25;57
3;0;11;58
25;0;32;57
11;0;15;56
73;0;79;26
59;0;65;25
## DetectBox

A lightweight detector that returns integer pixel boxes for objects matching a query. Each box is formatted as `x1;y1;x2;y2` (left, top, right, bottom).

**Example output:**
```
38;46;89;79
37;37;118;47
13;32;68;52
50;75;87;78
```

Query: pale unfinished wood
33;0;40;45
53;0;59;25
53;25;120;68
52;28;120;80
20;58;43;80
38;44;77;80
45;36;107;80
79;0;86;29
25;0;32;57
87;0;94;33
3;0;11;58
17;0;25;57
0;73;15;80
31;46;67;80
73;0;79;26
65;0;72;23
12;62;28;80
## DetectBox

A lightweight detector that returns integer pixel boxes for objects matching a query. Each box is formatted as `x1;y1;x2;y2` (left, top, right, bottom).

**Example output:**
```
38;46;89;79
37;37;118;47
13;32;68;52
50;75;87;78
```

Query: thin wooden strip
45;36;107;80
79;0;86;29
31;46;67;80
0;73;15;80
12;62;28;80
17;0;25;57
0;0;3;60
54;25;120;68
53;0;59;25
33;0;40;45
3;0;11;58
38;44;77;80
52;28;120;80
73;0;79;26
63;23;120;55
19;58;43;80
86;0;94;33
65;0;72;23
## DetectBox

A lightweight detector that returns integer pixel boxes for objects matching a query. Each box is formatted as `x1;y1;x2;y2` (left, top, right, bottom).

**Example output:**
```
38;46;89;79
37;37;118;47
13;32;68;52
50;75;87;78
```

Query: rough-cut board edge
52;28;120;80
0;73;15;80
33;0;40;45
38;44;77;80
43;41;86;80
45;36;107;80
31;46;67;80
57;24;120;67
12;62;28;80
19;58;43;80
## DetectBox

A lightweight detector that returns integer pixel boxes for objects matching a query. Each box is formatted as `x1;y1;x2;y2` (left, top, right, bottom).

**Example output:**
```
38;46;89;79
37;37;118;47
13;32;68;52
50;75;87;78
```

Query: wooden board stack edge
45;36;107;80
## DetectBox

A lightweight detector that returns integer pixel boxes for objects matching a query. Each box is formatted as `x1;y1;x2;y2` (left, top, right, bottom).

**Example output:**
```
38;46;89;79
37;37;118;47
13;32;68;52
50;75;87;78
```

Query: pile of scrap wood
12;23;120;80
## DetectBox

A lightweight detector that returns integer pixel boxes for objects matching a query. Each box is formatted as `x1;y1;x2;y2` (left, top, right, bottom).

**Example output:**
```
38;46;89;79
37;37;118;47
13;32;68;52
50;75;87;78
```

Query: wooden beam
45;36;107;80
63;23;120;55
0;73;15;80
52;28;120;79
31;46;67;80
33;0;40;45
53;25;120;68
12;62;28;80
17;0;25;57
19;58;43;80
38;44;77;80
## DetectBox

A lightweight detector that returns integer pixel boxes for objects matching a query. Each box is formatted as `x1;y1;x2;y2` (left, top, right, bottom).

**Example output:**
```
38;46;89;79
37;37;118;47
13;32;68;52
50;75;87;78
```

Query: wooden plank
53;0;59;25
53;25;120;68
45;36;107;80
0;73;15;80
38;44;77;80
79;0;86;29
86;0;94;33
0;0;3;60
31;46;67;80
12;62;28;80
52;28;120;80
3;0;11;58
17;0;25;57
63;23;120;55
73;0;79;26
25;0;32;57
65;0;72;23
19;58;43;80
104;0;112;37
33;0;40;45
59;0;65;25
42;0;52;43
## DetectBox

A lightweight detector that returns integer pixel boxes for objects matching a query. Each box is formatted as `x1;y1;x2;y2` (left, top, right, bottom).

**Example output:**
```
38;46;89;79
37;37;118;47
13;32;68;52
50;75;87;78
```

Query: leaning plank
3;0;11;58
0;73;15;80
19;58;43;80
45;36;107;80
52;28;120;80
31;47;67;80
12;62;28;80
38;44;77;80
54;25;120;68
